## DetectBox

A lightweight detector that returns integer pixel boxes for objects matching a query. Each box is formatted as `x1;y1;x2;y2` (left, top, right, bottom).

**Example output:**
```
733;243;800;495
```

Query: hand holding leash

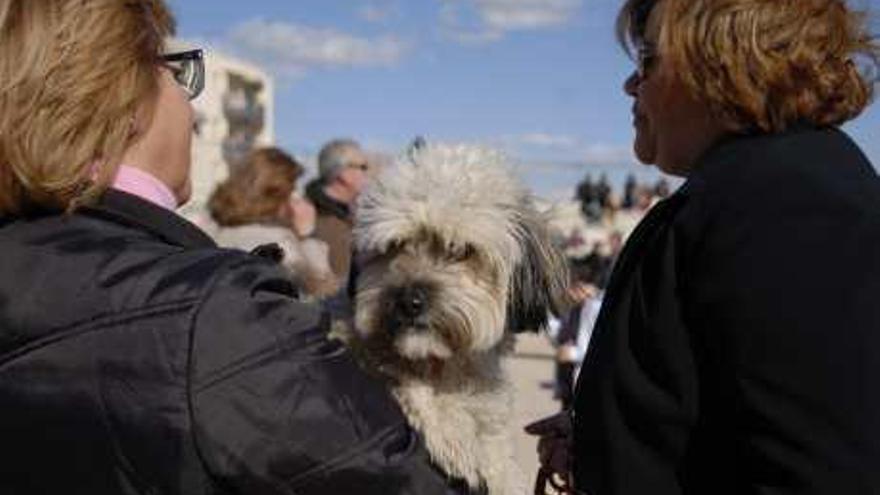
525;411;578;495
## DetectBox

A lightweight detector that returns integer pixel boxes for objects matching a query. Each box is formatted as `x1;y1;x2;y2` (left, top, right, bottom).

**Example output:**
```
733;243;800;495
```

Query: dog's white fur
350;144;569;494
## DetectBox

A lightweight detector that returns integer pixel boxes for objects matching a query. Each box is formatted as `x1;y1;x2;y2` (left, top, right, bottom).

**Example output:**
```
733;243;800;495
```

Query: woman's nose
623;71;639;96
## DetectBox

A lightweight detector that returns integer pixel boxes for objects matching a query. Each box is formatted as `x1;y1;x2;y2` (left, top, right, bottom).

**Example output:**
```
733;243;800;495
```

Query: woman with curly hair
529;0;880;493
207;147;339;298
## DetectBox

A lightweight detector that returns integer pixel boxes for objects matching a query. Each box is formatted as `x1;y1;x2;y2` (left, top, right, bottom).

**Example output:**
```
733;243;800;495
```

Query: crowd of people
1;0;879;494
575;173;670;224
201;140;371;305
547;173;670;412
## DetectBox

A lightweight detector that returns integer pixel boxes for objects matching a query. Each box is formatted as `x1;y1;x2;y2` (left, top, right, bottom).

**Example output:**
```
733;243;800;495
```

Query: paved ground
508;333;561;489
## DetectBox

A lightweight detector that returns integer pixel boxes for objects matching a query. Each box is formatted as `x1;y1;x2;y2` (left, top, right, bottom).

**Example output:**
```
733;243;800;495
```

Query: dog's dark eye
449;243;477;262
387;240;407;254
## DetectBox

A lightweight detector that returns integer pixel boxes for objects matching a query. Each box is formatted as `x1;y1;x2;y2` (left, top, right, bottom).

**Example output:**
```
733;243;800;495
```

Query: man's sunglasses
161;49;205;100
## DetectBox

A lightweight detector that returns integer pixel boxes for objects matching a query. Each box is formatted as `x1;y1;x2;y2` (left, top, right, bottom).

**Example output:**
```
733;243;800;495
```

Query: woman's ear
127;115;139;138
127;99;151;139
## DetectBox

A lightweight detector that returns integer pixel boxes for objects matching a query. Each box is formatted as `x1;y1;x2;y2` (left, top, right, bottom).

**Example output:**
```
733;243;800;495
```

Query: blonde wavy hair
0;0;175;215
208;147;304;227
618;0;879;133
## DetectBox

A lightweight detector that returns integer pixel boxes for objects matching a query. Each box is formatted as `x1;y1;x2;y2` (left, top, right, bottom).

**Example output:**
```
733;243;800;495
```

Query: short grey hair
317;138;362;182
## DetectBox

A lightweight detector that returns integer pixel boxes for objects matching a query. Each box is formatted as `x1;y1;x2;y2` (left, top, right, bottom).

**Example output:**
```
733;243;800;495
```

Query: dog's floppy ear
505;211;572;333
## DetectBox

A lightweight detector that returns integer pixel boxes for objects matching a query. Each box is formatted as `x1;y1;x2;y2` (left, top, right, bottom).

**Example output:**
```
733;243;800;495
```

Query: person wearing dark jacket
0;2;460;493
528;0;880;494
305;139;371;283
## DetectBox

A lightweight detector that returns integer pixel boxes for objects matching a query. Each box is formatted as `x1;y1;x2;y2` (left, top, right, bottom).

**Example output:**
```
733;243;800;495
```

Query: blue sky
168;0;879;199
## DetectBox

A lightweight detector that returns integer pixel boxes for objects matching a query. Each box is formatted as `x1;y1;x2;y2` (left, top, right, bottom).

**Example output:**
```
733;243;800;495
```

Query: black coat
0;190;460;494
573;127;880;494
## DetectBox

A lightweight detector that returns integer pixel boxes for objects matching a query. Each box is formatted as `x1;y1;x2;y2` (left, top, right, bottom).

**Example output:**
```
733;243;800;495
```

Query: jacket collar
305;179;351;221
81;189;216;249
680;125;834;198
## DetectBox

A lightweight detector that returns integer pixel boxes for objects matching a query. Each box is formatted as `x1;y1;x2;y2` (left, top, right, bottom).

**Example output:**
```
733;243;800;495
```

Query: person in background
305;138;371;283
207;147;338;298
595;173;612;210
622;173;637;209
528;0;880;493
576;174;600;222
550;281;599;411
0;1;464;493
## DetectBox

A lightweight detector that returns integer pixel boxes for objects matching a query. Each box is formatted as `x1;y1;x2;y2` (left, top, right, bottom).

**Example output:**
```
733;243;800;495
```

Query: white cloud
492;134;636;167
489;133;580;155
358;4;396;23
580;143;637;167
440;3;502;44
478;0;582;30
226;19;410;78
518;133;578;148
441;0;582;43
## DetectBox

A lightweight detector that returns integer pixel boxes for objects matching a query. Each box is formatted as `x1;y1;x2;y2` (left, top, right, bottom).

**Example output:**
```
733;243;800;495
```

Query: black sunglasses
161;49;205;100
636;43;658;80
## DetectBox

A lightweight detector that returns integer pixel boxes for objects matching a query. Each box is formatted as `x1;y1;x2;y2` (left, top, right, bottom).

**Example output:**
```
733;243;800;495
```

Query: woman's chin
175;180;192;207
633;141;655;166
654;158;690;177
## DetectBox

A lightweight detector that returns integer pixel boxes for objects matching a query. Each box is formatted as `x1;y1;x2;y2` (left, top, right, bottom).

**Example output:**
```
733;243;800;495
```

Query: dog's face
354;228;509;360
352;145;570;363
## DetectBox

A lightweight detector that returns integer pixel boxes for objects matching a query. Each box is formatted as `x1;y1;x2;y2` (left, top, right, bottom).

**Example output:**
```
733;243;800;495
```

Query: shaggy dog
349;144;570;494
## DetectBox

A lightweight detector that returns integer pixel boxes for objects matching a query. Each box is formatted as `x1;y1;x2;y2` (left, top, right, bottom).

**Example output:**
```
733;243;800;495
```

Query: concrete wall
168;41;275;221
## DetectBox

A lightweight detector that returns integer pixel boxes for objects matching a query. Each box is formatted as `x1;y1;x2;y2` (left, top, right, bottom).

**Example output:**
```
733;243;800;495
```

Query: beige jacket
208;222;340;298
313;213;353;281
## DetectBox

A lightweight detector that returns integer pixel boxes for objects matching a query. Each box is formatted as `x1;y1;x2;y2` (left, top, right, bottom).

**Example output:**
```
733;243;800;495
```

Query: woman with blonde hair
0;1;462;493
207;147;339;298
529;0;880;493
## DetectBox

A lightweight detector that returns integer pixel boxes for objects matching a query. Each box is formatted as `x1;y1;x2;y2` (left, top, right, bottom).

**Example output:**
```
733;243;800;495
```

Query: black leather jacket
0;190;459;494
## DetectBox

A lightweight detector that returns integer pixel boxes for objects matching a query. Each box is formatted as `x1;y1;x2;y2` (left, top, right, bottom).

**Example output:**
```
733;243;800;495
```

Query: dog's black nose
395;285;429;319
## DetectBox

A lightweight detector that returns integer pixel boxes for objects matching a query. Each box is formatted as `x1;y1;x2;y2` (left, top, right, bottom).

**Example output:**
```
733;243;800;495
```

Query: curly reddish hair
618;0;879;133
208;147;303;227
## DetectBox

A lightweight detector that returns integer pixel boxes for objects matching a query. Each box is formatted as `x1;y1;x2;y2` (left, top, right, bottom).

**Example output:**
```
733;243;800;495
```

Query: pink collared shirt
111;165;178;211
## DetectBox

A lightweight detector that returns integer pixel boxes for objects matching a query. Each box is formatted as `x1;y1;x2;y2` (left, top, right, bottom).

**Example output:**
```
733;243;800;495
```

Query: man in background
305;138;371;283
